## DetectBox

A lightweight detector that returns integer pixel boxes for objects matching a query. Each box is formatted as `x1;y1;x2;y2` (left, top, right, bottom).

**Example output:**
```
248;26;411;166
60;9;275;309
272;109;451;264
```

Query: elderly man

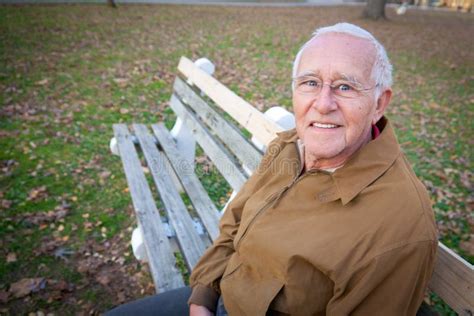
107;22;437;316
189;23;437;316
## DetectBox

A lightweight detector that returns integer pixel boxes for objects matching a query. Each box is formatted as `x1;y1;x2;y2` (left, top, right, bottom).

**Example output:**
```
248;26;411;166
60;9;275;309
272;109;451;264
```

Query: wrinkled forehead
297;33;376;82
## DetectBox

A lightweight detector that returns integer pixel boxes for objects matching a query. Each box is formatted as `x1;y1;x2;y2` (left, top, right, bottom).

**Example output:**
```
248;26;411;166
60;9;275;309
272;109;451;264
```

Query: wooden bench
110;56;474;315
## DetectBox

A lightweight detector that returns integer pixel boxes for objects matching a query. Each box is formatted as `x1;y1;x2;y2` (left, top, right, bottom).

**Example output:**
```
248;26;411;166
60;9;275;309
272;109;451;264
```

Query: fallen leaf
97;275;110;286
27;186;48;202
0;290;8;303
77;257;102;275
1;200;12;209
35;79;49;86
116;257;125;265
117;291;126;303
113;78;129;88
6;252;17;263
34;237;64;256
17;202;70;225
83;222;93;230
9;278;45;299
459;238;474;256
48;279;70;292
99;171;111;179
77;261;90;274
195;155;209;164
47;290;64;302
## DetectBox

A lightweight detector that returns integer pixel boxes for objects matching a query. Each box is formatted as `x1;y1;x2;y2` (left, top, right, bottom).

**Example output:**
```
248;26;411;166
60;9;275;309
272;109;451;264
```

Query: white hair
292;22;393;98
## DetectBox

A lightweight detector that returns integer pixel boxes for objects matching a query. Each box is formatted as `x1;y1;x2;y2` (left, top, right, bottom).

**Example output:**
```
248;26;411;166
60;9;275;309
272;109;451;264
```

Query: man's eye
304;80;319;87
337;84;352;91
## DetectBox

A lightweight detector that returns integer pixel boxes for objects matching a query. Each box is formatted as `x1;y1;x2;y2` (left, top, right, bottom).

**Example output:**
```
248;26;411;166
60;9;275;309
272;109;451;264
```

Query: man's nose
312;85;337;114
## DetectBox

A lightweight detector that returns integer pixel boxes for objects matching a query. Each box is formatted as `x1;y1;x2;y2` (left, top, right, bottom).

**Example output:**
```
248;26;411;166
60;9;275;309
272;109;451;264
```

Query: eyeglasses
292;75;378;99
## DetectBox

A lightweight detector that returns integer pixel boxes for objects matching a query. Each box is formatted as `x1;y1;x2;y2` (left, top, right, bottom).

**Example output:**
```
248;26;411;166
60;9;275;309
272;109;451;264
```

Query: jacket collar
277;117;401;205
332;117;400;205
277;128;299;143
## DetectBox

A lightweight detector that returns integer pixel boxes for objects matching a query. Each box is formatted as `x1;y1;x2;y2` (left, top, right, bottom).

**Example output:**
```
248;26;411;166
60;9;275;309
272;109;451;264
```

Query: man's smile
309;121;342;129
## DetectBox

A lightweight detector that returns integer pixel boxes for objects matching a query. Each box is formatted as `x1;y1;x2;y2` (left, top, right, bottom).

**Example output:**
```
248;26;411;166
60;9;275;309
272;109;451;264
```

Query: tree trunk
363;0;387;20
107;0;117;8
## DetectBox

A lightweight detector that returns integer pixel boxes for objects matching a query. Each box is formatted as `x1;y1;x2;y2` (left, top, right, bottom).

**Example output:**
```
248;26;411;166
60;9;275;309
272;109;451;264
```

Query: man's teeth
312;123;338;129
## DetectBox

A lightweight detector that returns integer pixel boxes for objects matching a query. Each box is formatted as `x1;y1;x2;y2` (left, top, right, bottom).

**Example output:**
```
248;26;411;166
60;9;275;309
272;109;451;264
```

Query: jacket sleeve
326;240;437;316
187;137;284;312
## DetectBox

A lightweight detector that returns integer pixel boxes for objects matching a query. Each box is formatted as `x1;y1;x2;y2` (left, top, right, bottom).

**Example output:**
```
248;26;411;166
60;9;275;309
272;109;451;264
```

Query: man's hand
189;304;214;316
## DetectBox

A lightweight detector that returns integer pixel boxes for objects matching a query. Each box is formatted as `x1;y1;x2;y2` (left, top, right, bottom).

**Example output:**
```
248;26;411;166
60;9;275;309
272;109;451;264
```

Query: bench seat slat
169;94;247;192
133;124;209;270
113;124;184;292
174;77;262;174
428;242;474;315
178;56;282;146
151;123;221;241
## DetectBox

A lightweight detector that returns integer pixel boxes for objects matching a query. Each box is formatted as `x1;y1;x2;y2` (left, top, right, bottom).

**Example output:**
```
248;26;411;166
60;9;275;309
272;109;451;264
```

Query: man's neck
304;153;346;172
302;129;373;171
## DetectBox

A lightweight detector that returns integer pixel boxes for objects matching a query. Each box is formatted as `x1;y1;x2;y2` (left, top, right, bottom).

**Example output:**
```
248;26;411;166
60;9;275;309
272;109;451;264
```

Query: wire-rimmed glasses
292;75;378;99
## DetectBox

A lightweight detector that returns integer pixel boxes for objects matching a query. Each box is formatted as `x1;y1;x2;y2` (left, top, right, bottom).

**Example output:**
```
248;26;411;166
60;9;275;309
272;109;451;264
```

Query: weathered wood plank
178;56;283;146
428;242;474;315
169;94;247;192
151;123;221;241
113;124;184;292
133;124;209;270
173;76;263;174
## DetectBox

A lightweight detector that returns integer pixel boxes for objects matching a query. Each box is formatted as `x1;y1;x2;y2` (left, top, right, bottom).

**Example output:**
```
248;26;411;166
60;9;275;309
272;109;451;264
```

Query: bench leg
110;137;119;156
131;226;148;262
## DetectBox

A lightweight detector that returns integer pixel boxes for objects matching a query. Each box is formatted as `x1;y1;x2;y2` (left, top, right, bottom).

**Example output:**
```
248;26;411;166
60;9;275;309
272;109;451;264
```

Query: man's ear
373;89;392;125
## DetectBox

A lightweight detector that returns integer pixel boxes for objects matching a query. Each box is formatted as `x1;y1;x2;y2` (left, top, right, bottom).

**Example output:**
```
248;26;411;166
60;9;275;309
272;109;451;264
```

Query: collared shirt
188;117;438;316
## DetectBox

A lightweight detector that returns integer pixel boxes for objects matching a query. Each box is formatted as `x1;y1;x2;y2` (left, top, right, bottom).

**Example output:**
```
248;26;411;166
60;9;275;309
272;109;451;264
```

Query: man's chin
305;144;344;163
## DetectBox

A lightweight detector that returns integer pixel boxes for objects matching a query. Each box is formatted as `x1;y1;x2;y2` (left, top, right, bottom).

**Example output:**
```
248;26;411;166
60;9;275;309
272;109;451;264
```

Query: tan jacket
188;118;438;316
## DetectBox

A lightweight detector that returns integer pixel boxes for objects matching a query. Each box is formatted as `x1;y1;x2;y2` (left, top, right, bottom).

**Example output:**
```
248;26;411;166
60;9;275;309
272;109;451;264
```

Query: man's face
293;33;385;168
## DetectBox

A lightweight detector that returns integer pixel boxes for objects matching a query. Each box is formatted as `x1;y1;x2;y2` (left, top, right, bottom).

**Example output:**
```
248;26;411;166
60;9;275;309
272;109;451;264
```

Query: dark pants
105;287;192;316
105;287;228;316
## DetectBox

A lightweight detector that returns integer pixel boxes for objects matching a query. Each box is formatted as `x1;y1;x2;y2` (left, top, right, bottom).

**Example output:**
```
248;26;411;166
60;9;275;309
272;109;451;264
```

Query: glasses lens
332;81;359;98
296;77;321;94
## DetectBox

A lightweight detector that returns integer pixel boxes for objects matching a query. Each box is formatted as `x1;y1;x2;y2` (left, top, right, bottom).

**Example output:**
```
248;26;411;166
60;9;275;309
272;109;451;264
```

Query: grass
0;3;473;315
